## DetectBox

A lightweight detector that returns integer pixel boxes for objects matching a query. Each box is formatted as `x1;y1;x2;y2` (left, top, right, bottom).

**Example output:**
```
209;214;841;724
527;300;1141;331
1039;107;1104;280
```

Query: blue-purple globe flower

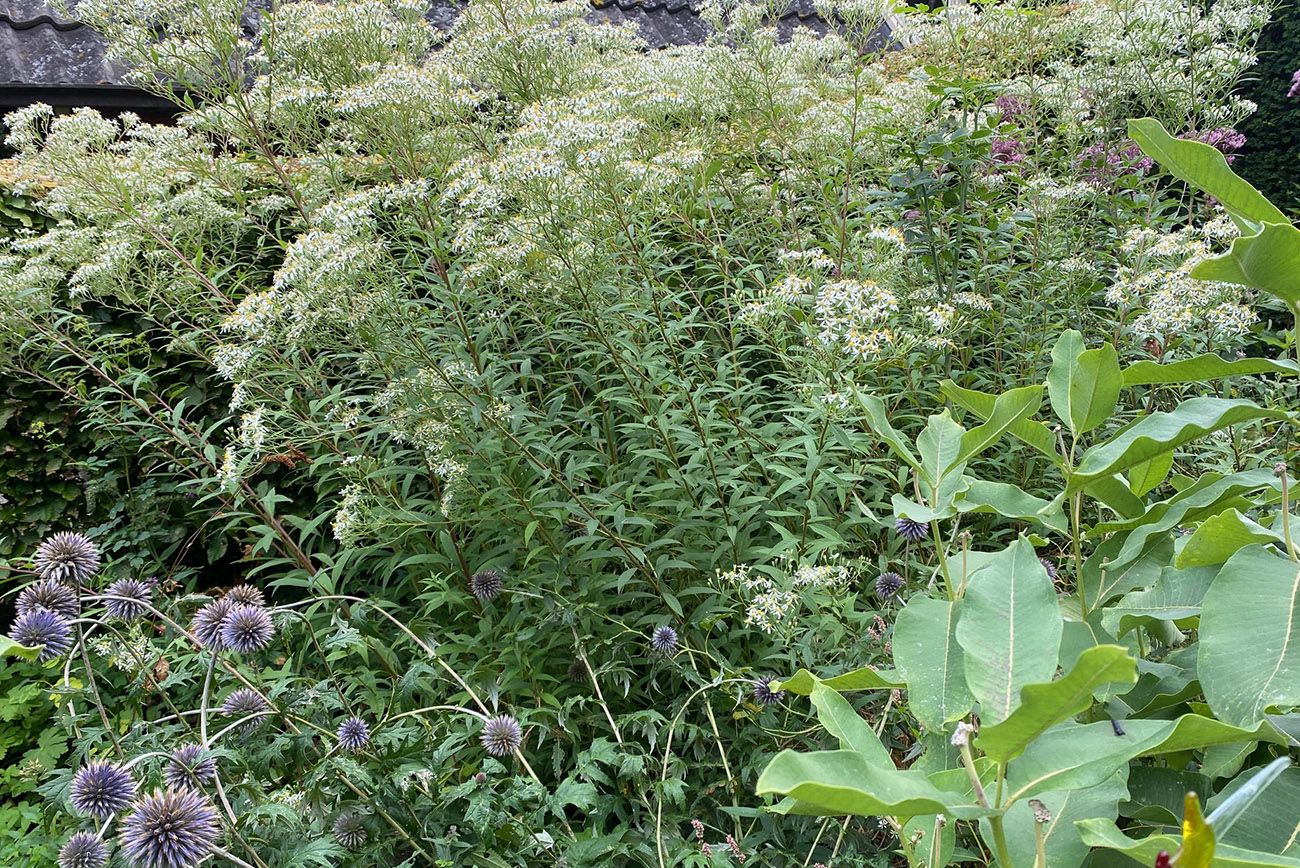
752;677;785;706
163;744;216;791
337;716;370;752
875;571;904;599
104;577;154;621
16;579;79;619
480;715;523;757
33;531;100;585
190;599;234;651
333;811;367;849
58;832;107;868
70;761;137;819
9;608;72;662
219;604;274;653
223;585;264;608
121;788;219;868
649;625;678;655
469;568;505;602
220;688;270;732
894;516;929;542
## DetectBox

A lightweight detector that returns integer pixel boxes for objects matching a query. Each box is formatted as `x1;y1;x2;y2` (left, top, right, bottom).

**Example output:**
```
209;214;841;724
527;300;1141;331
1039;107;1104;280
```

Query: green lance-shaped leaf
775;666;904;696
1079;534;1173;613
1128;118;1289;226
955;538;1062;725
1001;770;1128;868
1122;353;1299;387
976;645;1138;764
859;394;925;481
956;384;1045;467
1078;818;1300;868
1048;330;1121;436
939;380;1063;467
1004;715;1287;805
1206;759;1296;848
957;479;1069;533
1193;223;1300;308
809;681;894;766
1128;450;1175;497
893;595;972;732
755;749;995;821
1176;508;1284;569
1103;564;1217;638
1199;545;1300;727
918;411;966;488
1067;398;1285;494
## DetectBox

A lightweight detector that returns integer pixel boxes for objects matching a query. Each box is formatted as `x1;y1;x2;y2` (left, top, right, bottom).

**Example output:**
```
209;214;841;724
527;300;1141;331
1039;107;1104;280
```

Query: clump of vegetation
1;0;1297;866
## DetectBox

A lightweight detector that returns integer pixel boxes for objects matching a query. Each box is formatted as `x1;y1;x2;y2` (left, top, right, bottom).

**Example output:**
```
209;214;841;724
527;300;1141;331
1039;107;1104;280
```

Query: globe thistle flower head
219;604;274;653
894;516;929;542
337;716;370;752
333;811;367;849
480;714;523;757
875;571;904;599
1039;557;1058;580
33;532;100;585
163;744;216;791
469;568;505;602
104;577;154;621
70;761;137;819
9;608;72;662
220;688;269;732
58;832;107;868
223;584;264;608
752;677;785;706
650;625;678;656
121;787;219;868
191;599;234;651
16;579;79;619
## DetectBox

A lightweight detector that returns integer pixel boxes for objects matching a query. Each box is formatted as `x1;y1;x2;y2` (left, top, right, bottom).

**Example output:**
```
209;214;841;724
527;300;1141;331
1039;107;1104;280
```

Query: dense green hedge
1239;1;1300;211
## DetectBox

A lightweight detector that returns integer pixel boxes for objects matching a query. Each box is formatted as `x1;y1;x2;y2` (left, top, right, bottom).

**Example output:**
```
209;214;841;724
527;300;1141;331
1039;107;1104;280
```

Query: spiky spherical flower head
219;605;274;653
223;585;264;608
70;761;137;819
752;677;785;706
33;532;101;586
104;577;154;621
333;812;367;850
219;688;269;732
190;599;234;651
16;579;79;619
163;745;216;791
894;516;929;542
58;832;107;868
875;571;904;599
650;625;678;656
469;568;505;602
480;714;523;757
121;787;219;868
9;608;72;662
1039;558;1058;580
337;716;370;752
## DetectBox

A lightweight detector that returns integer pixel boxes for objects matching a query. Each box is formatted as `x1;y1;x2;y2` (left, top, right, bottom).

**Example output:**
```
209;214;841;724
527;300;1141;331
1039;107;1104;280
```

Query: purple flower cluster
991;137;1027;166
58;832;107;868
480;714;523;757
994;93;1029;124
9;608;72;662
1181;128;1246;163
164;744;216;791
1076;140;1153;186
1289;70;1300;99
650;625;678;655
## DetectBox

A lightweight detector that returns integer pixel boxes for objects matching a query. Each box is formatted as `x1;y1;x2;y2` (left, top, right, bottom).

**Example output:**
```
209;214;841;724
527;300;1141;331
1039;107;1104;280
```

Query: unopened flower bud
1029;799;1052;824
